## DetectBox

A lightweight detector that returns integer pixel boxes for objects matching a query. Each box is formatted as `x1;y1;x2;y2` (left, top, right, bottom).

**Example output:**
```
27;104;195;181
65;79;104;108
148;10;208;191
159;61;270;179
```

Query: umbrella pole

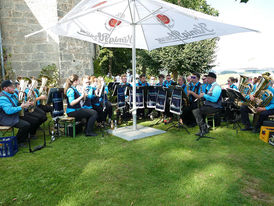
132;22;137;131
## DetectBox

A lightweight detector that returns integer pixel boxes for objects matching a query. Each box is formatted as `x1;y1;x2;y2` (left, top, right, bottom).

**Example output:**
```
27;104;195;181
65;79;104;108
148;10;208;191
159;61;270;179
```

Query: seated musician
64;74;98;136
81;75;96;110
163;74;174;87
192;72;222;136
0;80;41;146
156;74;165;86
24;78;48;130
184;72;202;127
136;74;150;119
201;75;208;93
227;77;238;90
240;79;274;133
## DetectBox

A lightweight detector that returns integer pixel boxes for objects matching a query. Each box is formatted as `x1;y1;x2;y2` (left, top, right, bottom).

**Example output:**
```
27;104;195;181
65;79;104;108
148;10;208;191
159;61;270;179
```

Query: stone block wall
0;0;95;84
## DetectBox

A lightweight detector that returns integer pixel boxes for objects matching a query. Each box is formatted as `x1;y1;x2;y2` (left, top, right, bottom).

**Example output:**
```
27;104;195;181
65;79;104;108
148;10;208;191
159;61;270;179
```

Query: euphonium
18;77;30;116
248;73;273;113
27;78;38;112
239;75;252;97
39;76;48;105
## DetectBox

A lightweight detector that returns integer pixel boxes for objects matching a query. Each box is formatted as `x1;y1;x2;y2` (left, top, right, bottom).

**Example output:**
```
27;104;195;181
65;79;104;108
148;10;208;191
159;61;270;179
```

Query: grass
0;119;273;206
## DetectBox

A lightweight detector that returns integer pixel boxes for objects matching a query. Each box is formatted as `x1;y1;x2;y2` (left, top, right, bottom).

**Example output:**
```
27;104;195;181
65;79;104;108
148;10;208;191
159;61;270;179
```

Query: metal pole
132;0;137;130
0;26;5;80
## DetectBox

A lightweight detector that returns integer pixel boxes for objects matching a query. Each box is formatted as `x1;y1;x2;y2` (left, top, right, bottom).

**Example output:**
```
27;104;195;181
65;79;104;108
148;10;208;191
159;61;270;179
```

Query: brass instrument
39;76;48;105
239;75;252;97
18;77;30;116
27;78;38;112
248;73;273;113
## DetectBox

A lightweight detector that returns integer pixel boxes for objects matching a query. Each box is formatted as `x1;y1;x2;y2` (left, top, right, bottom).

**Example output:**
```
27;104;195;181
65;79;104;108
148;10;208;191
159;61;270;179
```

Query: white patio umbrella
26;0;257;130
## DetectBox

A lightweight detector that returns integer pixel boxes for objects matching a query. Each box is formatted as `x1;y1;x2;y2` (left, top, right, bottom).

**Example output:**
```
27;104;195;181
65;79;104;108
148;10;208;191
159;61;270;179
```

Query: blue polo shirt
0;91;22;114
203;82;222;103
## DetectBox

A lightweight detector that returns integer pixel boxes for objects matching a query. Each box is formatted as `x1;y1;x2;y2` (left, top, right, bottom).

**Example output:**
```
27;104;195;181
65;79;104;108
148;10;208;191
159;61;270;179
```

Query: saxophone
39;76;48;105
248;73;273;113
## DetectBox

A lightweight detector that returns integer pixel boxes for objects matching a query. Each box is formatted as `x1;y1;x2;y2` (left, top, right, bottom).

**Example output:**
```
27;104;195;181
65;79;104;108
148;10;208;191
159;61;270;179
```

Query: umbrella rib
135;7;163;25
97;10;131;25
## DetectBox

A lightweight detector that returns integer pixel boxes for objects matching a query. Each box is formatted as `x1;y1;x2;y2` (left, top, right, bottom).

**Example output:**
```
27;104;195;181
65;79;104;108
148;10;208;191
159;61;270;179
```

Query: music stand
129;86;145;109
166;87;189;134
150;86;167;126
147;86;157;108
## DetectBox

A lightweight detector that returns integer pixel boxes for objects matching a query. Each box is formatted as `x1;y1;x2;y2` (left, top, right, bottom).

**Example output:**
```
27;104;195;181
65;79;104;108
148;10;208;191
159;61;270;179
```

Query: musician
177;76;187;95
163;74;174;87
149;76;156;86
64;74;98;136
192;72;222;136
201;75;208;93
121;74;132;87
81;75;95;110
240;83;274;133
227;77;238;90
136;74;150;119
0;80;41;145
184;72;202;126
156;74;165;86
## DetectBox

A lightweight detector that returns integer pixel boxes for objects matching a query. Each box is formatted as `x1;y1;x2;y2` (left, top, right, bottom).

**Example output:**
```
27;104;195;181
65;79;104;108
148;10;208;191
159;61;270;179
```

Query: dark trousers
67;109;98;134
105;101;113;120
192;105;220;126
20;113;40;135
13;119;31;143
182;102;198;125
240;105;274;128
38;104;53;113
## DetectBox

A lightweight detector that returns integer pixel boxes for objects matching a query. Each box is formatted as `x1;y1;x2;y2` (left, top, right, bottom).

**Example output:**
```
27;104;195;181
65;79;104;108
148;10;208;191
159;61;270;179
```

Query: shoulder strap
0;92;17;107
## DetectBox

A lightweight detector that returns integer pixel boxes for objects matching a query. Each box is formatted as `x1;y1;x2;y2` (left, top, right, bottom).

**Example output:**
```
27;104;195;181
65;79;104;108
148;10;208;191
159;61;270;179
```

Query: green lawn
0;120;273;206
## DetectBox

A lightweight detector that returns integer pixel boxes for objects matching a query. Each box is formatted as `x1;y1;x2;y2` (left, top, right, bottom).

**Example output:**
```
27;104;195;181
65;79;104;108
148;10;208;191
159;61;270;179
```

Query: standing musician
81;75;96;110
156;74;165;86
240;79;274;133
227;77;238;90
192;72;222;136
0;80;41;145
184;72;202;127
163;74;174;87
177;76;187;94
64;74;98;137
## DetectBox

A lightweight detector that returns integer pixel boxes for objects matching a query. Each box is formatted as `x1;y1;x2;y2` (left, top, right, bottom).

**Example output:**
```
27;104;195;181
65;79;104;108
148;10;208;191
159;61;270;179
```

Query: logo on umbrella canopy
156;14;174;28
109;18;122;27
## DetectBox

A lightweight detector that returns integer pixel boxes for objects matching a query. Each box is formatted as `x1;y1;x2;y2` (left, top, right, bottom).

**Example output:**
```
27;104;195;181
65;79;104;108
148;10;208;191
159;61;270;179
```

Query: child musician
64;74;98;136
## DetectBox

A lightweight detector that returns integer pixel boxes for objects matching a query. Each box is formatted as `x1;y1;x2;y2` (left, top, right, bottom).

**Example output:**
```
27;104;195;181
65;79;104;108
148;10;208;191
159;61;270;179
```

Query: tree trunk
108;56;112;76
173;70;178;81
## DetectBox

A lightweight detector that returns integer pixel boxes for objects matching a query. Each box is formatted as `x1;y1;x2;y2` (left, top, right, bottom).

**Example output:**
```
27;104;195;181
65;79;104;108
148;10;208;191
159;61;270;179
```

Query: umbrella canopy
26;0;257;130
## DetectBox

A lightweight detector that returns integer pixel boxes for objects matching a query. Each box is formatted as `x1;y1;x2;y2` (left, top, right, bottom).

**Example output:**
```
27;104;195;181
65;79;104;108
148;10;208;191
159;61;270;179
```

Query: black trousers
181;102;198;125
192;105;221;126
240;105;274;129
67;109;98;134
20;112;41;135
38;104;53;113
13;119;31;143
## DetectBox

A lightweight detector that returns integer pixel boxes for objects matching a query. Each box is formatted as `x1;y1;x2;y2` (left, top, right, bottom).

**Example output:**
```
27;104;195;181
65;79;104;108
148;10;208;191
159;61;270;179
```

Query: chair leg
73;120;76;138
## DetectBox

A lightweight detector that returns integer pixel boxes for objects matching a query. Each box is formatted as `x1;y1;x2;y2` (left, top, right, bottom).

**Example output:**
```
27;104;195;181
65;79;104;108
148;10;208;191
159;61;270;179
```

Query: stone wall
0;0;95;84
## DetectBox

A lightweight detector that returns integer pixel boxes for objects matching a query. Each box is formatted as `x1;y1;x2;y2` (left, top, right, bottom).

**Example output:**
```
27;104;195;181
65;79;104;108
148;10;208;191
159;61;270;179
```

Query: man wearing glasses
163;74;174;87
0;80;40;146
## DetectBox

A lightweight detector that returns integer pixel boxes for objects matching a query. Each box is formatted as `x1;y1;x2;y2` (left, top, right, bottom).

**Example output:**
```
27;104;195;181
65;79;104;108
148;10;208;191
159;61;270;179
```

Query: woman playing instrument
227;77;238;90
64;74;98;136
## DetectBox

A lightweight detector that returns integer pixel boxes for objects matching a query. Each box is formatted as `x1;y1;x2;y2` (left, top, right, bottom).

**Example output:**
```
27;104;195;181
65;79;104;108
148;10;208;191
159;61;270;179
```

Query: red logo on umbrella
92;1;107;8
109;18;122;27
156;14;170;24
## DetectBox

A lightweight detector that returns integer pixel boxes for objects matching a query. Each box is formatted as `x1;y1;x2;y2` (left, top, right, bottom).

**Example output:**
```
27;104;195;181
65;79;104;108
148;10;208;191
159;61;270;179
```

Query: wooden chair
0;126;15;137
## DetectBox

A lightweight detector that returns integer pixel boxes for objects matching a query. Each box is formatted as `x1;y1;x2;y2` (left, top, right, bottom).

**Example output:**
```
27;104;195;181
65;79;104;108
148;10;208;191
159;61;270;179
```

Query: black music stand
226;88;246;133
166;87;189;134
47;88;65;142
116;84;131;125
150;86;167;126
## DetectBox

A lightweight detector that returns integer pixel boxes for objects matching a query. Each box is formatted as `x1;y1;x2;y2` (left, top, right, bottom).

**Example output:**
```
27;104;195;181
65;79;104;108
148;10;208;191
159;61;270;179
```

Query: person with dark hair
201;75;208;93
163;74;174;87
192;72;222;136
64;74;98;136
228;77;238;90
0;80;41;146
156;74;165;86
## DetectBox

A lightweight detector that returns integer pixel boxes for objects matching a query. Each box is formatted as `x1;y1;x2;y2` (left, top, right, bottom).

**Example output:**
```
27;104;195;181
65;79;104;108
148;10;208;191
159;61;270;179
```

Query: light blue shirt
203;82;222;103
265;86;274;110
0;91;22;114
66;86;81;114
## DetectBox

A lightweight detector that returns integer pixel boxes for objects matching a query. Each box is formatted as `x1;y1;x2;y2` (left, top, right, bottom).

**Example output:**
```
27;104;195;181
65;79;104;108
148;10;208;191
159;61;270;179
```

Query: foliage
0;48;15;81
93;58;104;77
238;0;249;3
136;0;219;78
0;119;273;205
38;64;59;87
97;47;132;76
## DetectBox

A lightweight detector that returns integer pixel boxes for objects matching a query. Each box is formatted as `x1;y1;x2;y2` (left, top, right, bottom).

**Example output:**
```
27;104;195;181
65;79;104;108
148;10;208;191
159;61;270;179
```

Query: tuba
39;76;48;105
239;75;252;97
248;73;273;113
